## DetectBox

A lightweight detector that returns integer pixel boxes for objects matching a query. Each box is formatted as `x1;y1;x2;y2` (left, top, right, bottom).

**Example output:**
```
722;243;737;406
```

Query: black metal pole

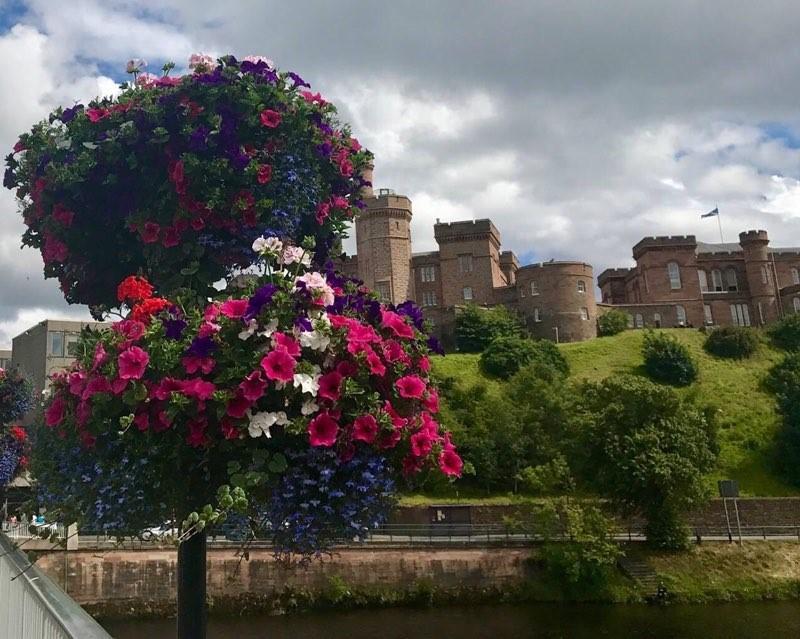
177;530;207;639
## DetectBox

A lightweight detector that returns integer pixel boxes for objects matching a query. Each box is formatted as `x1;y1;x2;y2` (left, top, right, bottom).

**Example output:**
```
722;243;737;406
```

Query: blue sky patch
761;122;800;149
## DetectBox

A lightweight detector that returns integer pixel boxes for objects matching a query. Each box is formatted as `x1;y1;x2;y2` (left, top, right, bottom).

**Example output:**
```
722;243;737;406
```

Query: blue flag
701;207;719;218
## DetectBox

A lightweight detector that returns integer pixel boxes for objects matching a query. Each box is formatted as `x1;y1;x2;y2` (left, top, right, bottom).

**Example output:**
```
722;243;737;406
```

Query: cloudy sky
3;1;800;347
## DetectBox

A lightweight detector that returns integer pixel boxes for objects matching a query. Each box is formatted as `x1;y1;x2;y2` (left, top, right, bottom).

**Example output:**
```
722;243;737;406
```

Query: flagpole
716;206;724;243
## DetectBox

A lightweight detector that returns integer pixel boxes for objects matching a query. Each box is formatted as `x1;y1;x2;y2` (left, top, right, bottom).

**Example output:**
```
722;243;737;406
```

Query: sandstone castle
340;167;800;344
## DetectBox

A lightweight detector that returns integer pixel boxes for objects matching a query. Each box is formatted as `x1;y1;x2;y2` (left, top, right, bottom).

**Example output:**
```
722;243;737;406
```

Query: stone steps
618;556;660;594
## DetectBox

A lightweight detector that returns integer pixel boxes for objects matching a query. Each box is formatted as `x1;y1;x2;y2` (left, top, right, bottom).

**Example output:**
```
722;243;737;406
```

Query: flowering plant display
32;237;459;553
0;368;33;485
4;55;372;316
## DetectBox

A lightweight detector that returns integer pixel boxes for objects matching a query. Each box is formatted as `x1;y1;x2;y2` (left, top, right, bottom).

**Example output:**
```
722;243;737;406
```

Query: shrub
480;336;569;379
768;314;800;351
597;309;629;337
455;305;523;352
765;353;800;485
539;500;621;590
642;330;698;386
577;375;718;549
703;326;759;359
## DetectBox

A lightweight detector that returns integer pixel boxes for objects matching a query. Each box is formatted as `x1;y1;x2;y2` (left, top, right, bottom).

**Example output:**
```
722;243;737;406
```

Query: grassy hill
431;329;792;497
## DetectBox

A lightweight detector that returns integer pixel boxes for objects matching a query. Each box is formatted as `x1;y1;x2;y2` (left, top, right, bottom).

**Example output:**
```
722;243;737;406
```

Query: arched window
627;314;634;328
792;268;800;285
577;280;586;294
761;265;769;284
794;297;800;314
698;270;709;293
580;307;589;321
725;268;738;292
676;305;687;326
653;312;662;327
667;262;681;289
711;269;724;292
635;313;644;328
530;280;539;295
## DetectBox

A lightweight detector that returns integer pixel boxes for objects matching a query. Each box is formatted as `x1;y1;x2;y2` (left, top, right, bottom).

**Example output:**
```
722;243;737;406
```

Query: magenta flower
140;222;160;244
257;164;272;184
439;449;463;477
239;370;267;402
396;374;426;399
381;310;414;339
308;412;339;447
352;414;378;444
318;371;342;401
178;378;216;401
118;346;149;380
226;393;252;419
410;429;434;457
260;349;296;382
45;396;66;427
259;109;282;128
273;332;301;357
220;299;248;318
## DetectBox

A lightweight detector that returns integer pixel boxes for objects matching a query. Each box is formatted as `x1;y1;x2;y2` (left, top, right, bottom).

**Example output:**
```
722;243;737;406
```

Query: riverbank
31;541;800;620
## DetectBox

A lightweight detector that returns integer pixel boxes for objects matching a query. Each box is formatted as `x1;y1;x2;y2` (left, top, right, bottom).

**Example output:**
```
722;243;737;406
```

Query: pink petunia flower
257;164;272;184
239;370;267;402
260;349;297;382
410;429;434;458
45;396;66;427
226;393;252;419
381;310;414;339
118;346;149;380
396;375;426;399
259;109;282;128
273;332;301;357
140;222;160;243
220;299;248;318
308;412;339;447
439;449;463;477
178;378;216;401
318;371;343;401
352;414;378;444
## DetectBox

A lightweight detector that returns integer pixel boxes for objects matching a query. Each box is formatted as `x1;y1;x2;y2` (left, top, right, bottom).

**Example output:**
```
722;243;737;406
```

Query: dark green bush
454;304;523;352
765;353;800;485
703;326;759;359
768;314;800;351
597;309;629;336
642;331;698;386
480;336;569;379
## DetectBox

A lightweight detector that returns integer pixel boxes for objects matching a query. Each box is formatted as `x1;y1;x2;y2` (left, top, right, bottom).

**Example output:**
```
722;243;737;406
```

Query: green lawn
430;329;794;497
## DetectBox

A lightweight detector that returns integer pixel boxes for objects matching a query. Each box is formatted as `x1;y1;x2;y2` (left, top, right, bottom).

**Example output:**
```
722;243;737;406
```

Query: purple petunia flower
188;126;210;151
61;104;84;123
396;300;424;330
164;318;187;339
245;284;277;320
186;336;216;358
287;72;310;88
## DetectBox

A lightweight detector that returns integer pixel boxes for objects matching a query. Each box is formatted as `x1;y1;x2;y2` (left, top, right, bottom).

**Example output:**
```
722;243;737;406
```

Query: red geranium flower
117;275;154;303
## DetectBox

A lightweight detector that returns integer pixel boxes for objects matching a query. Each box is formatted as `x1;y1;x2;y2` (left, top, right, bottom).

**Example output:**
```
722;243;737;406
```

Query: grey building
0;349;11;370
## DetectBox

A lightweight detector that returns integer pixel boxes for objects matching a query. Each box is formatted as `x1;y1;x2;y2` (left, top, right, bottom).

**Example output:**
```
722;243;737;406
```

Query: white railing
0;531;112;639
2;522;68;542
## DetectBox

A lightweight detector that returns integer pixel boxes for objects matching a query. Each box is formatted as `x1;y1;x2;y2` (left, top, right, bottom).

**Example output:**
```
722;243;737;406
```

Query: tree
642;330;698;386
454;304;523;352
768;314;800;352
703;326;759;359
765;353;800;485
577;375;717;549
597;309;629;337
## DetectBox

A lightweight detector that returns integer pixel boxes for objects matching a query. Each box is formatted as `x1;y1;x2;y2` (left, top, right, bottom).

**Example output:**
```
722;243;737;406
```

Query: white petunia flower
247;410;289;438
299;329;330;352
293;371;321;396
301;399;320;415
257;318;279;338
238;318;258;340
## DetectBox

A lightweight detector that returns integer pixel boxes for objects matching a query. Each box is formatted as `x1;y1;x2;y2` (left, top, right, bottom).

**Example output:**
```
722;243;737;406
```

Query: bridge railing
0;531;112;639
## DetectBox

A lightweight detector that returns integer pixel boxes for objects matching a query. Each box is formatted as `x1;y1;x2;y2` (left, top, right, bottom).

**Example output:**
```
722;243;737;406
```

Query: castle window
422;291;438;307
533;308;541;322
704;304;713;325
676;305;687;326
627;314;634;328
698;270;709;293
653;312;662;327
577;280;586;294
462;287;473;301
375;281;391;302
580;307;589;321
530;281;539;295
667;262;681;289
458;254;473;274
794;297;800;313
711;269;724;292
730;303;751;327
47;331;64;357
792;268;800;285
419;266;436;283
761;265;769;284
725;268;738;292
634;313;644;328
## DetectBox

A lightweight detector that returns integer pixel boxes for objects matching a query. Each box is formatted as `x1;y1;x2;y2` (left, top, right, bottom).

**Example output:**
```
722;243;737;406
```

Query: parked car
140;522;178;541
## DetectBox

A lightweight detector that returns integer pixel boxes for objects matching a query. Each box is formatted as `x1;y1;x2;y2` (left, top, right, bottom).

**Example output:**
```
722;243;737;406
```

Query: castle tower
740;230;779;325
355;180;413;305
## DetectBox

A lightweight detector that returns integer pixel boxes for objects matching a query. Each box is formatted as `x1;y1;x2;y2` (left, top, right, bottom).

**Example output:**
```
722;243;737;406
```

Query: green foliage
703;326;759;359
539;500;622;591
454;305;523;353
768;314;800;351
480;336;569;380
516;456;575;494
597;309;629;337
642;330;698;386
577;375;718;549
765;353;800;486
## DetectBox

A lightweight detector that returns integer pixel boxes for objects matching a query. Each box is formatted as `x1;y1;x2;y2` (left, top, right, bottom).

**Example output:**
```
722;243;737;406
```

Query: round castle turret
354;170;413;305
739;229;778;325
515;261;596;342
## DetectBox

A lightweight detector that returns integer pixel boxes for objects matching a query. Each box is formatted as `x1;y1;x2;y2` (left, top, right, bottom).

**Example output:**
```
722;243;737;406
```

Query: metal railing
0;531;112;639
2;522;68;542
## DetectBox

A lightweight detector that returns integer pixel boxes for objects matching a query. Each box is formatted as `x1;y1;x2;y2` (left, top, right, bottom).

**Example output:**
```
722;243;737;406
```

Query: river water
103;601;800;638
